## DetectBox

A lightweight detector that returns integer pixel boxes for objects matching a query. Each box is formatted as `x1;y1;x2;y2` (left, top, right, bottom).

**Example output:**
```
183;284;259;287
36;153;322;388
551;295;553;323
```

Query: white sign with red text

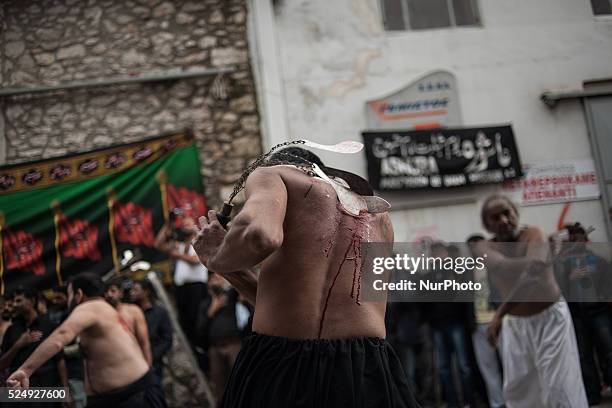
502;158;600;206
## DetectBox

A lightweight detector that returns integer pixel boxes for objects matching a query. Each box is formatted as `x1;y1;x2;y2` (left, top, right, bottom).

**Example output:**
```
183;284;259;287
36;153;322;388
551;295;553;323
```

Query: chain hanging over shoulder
227;140;311;204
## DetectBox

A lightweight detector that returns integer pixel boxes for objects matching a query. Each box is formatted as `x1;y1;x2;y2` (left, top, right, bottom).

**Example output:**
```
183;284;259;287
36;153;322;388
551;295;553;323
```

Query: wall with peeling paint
253;0;612;242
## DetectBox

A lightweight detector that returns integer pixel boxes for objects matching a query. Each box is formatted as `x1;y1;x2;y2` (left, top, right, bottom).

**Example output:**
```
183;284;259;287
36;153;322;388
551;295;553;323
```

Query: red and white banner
502;158;600;206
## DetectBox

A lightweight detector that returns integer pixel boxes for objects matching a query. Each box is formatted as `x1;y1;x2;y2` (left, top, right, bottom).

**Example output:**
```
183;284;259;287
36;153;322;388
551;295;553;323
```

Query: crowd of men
0;275;174;407
387;197;612;408
1;145;611;408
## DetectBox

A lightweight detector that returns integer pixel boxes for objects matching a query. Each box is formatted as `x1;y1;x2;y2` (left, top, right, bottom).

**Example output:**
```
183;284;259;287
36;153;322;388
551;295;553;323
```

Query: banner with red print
0;131;205;293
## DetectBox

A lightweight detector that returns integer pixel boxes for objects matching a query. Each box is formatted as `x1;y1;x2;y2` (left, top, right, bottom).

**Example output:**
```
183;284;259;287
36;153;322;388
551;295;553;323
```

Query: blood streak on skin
117;313;131;333
304;183;314;198
317;203;371;338
323;209;342;257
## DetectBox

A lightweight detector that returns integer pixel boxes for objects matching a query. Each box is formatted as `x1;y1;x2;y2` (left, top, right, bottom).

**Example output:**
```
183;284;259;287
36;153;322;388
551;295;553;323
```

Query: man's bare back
250;166;391;339
193;149;417;408
76;299;149;393
116;302;153;365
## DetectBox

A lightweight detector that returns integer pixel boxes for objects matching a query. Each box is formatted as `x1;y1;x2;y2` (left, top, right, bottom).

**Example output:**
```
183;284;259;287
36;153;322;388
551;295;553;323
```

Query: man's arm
485;227;552;343
218;268;258;306
155;223;201;265
154;223;174;253
475;227;551;279
9;303;97;382
131;306;153;366
473;243;532;281
197;167;287;273
0;330;42;371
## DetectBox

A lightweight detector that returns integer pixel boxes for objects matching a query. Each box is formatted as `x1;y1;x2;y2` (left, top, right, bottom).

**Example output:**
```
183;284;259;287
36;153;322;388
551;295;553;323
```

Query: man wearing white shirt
155;216;208;347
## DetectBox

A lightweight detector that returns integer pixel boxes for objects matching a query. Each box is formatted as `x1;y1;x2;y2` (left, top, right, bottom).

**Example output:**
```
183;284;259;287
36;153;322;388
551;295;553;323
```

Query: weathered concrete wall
0;0;262;208
256;0;612;241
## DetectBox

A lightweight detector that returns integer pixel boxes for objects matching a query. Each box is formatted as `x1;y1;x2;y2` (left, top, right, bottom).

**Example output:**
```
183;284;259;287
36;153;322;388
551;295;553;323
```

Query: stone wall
0;0;262;209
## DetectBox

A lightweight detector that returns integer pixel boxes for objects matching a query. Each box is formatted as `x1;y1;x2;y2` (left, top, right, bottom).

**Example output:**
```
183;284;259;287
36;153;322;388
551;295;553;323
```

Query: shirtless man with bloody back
193;147;416;408
7;272;166;408
104;278;153;366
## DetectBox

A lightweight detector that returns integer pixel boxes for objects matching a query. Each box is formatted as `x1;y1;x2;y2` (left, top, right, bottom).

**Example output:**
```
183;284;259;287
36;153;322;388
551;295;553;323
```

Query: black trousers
86;370;167;408
175;282;208;346
221;333;419;408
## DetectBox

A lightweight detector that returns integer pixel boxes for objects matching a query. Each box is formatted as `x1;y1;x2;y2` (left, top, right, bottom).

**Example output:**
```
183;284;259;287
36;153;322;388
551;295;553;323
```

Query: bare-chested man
0;295;13;385
0;295;12;345
475;195;587;407
193;147;416;408
7;272;166;408
105;279;153;366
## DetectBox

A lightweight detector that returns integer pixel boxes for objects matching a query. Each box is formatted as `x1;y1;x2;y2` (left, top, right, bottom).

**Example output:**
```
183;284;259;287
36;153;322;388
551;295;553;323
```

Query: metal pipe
0;66;236;98
541;89;612;108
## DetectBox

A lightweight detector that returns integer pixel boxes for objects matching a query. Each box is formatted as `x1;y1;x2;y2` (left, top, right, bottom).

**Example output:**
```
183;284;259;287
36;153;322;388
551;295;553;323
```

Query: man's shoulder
375;212;394;242
73;298;112;317
250;165;311;185
124;303;144;315
518;225;546;242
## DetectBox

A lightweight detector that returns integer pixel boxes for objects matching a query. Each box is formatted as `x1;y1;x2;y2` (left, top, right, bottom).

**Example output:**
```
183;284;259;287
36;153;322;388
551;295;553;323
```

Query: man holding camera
196;273;250;406
155;215;208;348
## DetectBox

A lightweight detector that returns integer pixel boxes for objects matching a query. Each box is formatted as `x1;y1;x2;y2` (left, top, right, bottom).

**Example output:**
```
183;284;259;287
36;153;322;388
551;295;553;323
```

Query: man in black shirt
131;279;173;383
556;223;612;405
0;287;67;406
196;273;250;406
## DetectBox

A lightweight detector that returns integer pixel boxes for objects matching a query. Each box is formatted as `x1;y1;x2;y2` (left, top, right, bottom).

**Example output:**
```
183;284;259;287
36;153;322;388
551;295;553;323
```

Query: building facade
250;0;612;242
0;0;263;210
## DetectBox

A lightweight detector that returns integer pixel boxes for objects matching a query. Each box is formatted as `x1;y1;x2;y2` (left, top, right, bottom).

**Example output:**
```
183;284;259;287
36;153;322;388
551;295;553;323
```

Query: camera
169;208;191;242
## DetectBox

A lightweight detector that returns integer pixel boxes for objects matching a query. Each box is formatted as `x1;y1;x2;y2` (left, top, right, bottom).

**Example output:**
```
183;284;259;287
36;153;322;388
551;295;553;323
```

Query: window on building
381;0;480;31
591;0;612;15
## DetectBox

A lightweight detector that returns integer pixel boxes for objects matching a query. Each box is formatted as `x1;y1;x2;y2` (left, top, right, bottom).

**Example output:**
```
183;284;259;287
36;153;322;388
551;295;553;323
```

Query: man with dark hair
47;286;68;325
0;294;13;343
474;194;587;407
131;279;172;383
193;146;416;407
195;272;250;406
556;222;612;405
0;287;68;407
105;278;153;366
267;146;326;168
155;215;208;350
422;242;475;407
0;294;14;385
466;234;505;408
7;272;166;408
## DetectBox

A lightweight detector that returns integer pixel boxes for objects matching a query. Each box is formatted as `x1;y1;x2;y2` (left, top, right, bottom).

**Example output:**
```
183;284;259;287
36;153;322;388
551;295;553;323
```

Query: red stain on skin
117;313;130;333
348;212;369;304
323;207;342;258
318;203;370;338
304;183;314;198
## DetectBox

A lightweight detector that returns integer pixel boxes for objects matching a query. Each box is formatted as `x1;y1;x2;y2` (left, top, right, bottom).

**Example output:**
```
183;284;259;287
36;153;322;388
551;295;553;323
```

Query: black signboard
362;125;522;190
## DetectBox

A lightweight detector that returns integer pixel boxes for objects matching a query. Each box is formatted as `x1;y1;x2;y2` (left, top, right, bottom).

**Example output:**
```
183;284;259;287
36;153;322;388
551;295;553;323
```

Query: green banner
0;131;206;294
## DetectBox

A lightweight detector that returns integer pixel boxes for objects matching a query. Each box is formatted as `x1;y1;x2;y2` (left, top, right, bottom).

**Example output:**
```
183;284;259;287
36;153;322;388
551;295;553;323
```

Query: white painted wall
251;0;612;242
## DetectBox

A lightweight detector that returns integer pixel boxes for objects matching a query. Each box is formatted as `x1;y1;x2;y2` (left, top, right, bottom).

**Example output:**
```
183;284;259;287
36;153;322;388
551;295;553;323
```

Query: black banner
362;125;522;190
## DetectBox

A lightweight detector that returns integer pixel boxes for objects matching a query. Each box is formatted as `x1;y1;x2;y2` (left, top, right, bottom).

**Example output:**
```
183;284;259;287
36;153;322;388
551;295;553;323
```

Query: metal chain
227;139;308;204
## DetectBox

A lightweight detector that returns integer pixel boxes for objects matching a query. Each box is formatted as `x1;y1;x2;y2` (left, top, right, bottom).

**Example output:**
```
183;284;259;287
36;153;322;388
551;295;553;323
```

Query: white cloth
173;243;208;286
501;301;588;408
235;303;251;331
473;323;505;408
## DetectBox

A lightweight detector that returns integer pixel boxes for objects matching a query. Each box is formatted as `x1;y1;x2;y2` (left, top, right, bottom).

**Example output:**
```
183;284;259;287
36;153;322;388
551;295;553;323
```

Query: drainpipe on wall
247;0;290;150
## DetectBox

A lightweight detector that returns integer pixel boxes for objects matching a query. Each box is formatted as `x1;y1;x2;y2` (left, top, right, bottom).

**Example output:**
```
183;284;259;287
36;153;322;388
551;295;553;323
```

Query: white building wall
251;0;612;242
